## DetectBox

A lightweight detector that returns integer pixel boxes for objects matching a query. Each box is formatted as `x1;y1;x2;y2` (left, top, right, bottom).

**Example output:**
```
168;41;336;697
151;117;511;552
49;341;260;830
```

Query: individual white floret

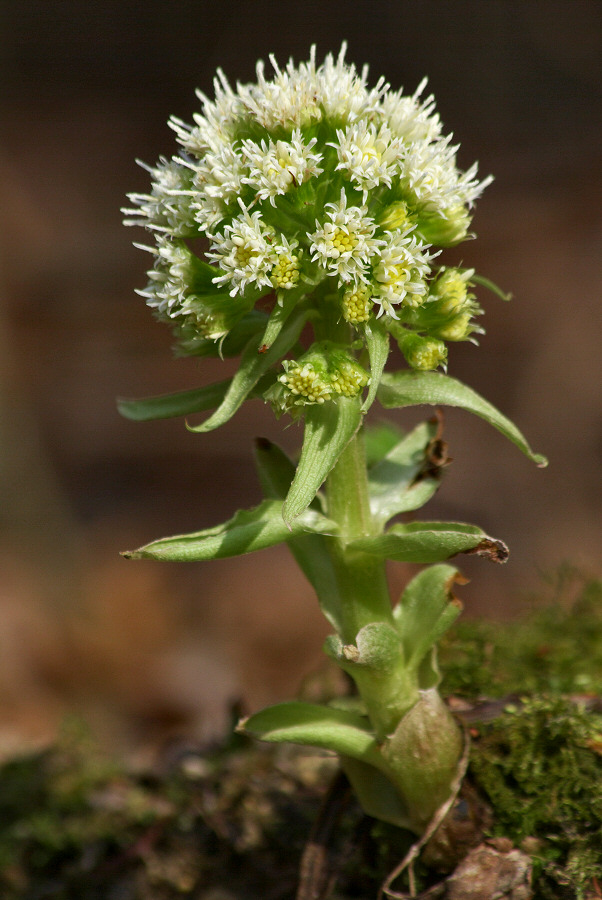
123;157;197;237
207;201;278;296
308;189;384;284
241;131;323;205
371;229;434;317
332;121;404;200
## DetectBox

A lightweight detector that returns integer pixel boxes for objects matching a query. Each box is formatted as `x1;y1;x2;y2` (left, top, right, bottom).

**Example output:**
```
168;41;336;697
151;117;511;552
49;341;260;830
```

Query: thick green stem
325;432;393;638
310;309;417;735
324;431;420;737
312;300;463;823
315;307;392;637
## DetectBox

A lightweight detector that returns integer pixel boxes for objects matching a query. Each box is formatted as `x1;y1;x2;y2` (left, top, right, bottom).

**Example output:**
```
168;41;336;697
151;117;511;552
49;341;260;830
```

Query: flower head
123;158;197;237
270;237;302;292
275;343;370;412
405;267;483;343
207;201;277;297
397;331;448;371
372;229;434;317
241;131;323;206
136;236;196;318
126;44;493;404
342;283;372;324
308;189;384;285
279;360;333;406
332;122;404;200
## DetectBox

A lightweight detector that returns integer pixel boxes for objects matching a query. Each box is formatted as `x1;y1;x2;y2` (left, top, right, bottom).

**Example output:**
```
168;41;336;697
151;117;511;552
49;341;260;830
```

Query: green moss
0;720;328;899
438;570;602;899
469;696;602;900
440;568;602;698
0;718;190;898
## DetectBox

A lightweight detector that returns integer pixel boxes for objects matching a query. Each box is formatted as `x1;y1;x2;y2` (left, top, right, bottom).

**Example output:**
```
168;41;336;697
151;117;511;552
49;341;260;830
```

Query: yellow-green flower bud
434;312;473;342
328;354;370;397
415;205;471;247
403;267;481;343
184;309;230;341
342;283;372;324
270;250;302;290
279;360;332;405
377;201;413;233
278;342;369;408
398;331;447;371
430;267;472;313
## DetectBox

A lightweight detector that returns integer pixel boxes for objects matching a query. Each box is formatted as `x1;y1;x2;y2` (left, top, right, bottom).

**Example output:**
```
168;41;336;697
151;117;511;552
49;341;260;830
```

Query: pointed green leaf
378;371;547;467
368;420;440;525
259;287;307;351
282;396;362;526
364;422;404;465
341;758;412;829
253;439;345;628
393;565;463;669
471;273;512;302
117;378;232;421
348;521;509;564
240;701;385;769
122;499;337;562
188;303;308;433
253;437;300;502
361;318;390;413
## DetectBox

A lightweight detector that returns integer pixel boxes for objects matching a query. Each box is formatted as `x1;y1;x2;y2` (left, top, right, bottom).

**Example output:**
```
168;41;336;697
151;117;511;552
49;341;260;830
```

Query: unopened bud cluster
271;343;370;413
125;44;492;411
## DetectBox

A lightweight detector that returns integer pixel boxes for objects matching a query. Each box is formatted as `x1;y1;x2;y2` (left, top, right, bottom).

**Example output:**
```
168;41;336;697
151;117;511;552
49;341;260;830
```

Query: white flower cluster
123;158;197;237
332;122;406;201
126;43;490;349
308;189;385;286
134;236;194;317
241;130;324;205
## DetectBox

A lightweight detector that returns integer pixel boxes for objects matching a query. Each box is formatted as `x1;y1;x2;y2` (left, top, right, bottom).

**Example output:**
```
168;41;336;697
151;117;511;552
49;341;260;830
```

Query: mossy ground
440;567;602;900
0;568;601;899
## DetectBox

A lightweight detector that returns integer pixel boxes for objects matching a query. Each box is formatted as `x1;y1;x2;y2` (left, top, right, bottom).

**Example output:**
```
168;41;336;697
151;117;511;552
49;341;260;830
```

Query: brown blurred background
1;0;601;758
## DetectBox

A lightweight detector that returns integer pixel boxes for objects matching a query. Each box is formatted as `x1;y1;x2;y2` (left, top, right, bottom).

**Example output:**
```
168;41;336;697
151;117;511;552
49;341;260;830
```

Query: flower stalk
120;44;546;846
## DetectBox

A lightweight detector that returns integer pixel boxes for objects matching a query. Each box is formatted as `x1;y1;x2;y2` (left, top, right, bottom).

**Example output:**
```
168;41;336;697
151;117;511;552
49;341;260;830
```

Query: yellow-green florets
271;251;301;290
280;361;333;405
431;267;472;313
342;283;372;324
397;331;448;371
276;343;369;410
329;359;370;397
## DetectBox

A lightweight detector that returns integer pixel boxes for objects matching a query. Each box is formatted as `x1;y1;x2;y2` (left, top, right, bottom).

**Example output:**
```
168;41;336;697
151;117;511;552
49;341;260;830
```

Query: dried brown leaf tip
421;413;453;480
468;538;510;564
